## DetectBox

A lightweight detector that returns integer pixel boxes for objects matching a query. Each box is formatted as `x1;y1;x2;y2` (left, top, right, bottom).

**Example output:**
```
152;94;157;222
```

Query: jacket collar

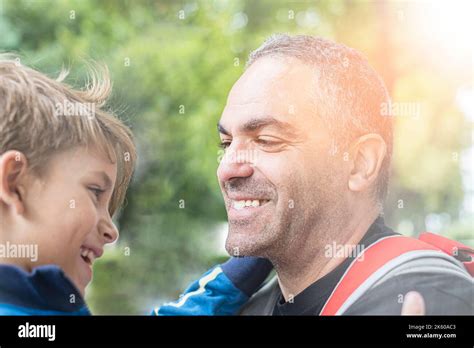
0;264;90;314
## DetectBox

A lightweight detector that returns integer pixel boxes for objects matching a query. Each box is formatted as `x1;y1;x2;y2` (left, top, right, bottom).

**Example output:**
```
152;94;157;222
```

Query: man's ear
0;150;29;215
347;134;387;194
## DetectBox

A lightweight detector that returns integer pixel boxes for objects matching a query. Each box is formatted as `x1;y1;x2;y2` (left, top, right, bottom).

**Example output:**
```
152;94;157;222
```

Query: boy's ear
0;150;28;215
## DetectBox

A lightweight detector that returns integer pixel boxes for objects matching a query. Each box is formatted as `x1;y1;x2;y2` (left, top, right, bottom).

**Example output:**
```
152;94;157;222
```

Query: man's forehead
228;56;313;103
221;57;319;131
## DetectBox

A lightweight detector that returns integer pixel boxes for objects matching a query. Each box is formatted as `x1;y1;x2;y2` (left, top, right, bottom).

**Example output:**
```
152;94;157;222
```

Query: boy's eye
88;187;105;200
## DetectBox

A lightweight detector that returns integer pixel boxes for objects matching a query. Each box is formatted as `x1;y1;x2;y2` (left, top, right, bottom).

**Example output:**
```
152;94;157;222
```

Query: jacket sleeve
152;257;272;316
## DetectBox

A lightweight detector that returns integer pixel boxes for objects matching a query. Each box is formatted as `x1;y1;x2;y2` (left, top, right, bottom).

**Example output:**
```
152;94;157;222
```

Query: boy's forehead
48;147;117;181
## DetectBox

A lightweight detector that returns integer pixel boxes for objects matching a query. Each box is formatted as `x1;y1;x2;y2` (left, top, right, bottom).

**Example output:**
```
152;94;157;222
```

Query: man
216;34;473;315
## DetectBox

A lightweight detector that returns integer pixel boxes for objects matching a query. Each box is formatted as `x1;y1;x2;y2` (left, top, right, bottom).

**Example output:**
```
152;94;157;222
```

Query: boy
0;55;271;315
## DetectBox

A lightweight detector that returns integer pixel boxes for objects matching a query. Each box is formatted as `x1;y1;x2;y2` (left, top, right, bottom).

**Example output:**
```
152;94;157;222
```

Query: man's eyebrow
217;122;230;136
241;117;292;133
218;116;294;136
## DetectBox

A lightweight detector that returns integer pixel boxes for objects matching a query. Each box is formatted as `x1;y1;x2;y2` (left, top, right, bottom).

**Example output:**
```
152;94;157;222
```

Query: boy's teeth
81;248;89;258
80;247;95;263
232;200;265;210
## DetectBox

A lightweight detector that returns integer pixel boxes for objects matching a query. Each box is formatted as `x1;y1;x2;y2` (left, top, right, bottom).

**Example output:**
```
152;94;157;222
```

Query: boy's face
1;147;119;296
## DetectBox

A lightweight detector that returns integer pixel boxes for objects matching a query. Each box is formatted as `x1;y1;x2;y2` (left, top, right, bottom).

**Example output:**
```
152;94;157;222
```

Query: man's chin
225;228;272;257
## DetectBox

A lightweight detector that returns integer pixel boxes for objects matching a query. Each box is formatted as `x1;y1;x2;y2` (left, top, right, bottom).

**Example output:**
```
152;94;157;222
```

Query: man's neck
274;209;380;301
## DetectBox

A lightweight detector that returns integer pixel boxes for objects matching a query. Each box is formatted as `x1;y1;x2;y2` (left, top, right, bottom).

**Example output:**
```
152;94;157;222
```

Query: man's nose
217;141;255;183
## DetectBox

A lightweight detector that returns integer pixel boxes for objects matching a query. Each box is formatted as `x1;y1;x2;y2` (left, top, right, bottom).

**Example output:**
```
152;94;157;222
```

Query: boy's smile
78;244;104;290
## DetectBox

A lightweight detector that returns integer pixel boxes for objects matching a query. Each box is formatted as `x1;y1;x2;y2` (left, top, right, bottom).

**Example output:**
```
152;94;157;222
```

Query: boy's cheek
61;201;98;242
19;181;97;274
37;198;97;262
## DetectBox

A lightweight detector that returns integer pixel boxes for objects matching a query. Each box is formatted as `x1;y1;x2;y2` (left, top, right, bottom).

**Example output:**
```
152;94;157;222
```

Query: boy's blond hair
0;54;136;216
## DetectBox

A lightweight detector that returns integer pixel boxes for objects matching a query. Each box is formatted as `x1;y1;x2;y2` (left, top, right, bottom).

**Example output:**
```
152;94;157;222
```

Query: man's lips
226;196;272;220
230;198;270;209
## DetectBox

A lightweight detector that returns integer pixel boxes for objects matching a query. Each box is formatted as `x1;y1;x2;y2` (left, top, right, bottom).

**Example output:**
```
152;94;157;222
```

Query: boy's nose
99;217;119;244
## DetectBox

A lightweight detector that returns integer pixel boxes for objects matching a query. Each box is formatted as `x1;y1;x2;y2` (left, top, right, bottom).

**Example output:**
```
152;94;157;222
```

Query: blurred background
1;0;472;314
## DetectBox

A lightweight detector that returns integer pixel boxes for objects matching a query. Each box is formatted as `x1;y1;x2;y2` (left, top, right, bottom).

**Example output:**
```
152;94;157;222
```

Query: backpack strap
320;235;445;315
419;232;474;276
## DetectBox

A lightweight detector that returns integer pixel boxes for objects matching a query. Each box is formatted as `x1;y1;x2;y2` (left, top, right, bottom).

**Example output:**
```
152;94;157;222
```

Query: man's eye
219;140;231;149
256;138;279;146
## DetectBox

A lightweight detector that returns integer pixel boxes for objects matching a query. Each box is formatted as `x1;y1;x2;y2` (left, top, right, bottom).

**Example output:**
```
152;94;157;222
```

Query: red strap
320;235;438;315
419;232;474;276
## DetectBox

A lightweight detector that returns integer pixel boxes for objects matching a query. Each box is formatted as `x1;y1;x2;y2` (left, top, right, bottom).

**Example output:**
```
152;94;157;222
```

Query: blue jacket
0;257;272;316
0;264;90;315
154;256;272;315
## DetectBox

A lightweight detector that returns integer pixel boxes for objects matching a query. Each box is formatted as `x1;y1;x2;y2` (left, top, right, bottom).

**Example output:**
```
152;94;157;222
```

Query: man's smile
227;196;272;221
231;199;270;210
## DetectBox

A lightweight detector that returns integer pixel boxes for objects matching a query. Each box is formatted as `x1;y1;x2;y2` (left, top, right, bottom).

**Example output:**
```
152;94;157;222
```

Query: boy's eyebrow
217;116;295;136
92;171;113;190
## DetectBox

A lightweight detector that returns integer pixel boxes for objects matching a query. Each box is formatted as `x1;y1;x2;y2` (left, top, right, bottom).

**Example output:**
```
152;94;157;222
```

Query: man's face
217;56;349;259
9;147;119;295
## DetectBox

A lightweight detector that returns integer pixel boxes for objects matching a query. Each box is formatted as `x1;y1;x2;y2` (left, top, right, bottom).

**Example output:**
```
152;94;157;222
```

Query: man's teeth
232;200;267;210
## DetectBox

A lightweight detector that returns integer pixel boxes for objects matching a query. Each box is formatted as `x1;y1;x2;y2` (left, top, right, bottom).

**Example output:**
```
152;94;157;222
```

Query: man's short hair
0;54;136;216
247;34;393;203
